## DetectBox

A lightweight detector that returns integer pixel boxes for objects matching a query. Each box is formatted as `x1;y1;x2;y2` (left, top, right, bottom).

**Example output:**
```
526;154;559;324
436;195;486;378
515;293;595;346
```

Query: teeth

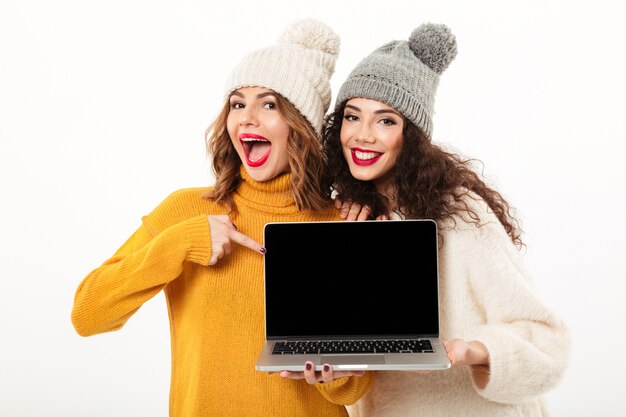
241;138;268;142
354;150;381;160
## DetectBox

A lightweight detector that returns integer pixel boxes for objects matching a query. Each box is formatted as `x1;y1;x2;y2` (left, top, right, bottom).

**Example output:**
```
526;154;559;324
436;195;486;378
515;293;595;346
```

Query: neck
234;166;299;212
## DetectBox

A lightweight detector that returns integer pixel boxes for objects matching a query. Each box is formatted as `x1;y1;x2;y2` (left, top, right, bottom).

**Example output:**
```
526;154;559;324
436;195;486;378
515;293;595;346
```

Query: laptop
255;219;451;371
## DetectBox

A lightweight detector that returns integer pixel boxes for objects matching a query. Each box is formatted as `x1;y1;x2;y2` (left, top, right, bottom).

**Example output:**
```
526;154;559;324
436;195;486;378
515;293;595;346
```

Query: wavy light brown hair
322;102;523;248
204;91;332;213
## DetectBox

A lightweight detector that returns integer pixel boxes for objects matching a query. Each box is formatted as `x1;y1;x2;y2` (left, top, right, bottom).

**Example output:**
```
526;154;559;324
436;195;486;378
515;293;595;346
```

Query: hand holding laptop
277;360;365;384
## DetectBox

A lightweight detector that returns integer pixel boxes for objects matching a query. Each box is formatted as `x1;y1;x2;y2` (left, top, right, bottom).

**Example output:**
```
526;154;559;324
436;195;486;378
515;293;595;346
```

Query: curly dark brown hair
204;91;332;213
322;102;523;248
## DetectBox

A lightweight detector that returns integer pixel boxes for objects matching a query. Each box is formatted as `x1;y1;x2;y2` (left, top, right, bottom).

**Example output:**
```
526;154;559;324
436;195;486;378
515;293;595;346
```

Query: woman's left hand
443;339;490;367
277;361;365;384
444;339;491;388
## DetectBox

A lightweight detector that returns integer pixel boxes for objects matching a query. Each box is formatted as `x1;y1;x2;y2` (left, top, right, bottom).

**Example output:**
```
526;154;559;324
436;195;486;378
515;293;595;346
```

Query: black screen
263;220;440;338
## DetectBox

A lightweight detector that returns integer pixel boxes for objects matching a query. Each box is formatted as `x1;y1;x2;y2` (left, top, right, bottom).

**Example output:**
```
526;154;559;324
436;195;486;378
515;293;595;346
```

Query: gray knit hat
225;19;340;136
336;23;457;138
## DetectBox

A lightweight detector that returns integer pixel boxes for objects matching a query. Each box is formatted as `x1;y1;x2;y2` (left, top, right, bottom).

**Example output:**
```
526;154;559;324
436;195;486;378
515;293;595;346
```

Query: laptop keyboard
272;339;434;354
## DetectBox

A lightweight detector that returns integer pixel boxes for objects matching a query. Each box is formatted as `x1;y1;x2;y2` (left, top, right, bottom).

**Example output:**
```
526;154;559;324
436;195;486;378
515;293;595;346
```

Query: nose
354;124;374;144
239;106;259;127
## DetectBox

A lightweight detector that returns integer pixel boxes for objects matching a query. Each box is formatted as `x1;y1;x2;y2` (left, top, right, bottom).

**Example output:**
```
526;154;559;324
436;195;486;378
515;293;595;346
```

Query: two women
72;18;569;417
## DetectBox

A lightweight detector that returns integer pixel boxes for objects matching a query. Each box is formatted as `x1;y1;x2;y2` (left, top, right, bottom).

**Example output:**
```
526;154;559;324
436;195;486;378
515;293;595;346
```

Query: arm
71;215;212;336
457;215;571;403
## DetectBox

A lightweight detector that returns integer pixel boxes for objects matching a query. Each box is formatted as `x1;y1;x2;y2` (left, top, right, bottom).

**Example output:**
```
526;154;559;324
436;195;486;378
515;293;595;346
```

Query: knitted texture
71;167;374;416
336;23;457;138
225;19;340;135
347;193;570;417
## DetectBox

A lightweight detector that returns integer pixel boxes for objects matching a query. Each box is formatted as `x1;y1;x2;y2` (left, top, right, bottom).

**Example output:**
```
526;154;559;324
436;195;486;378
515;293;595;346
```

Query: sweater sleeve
71;215;212;336
315;372;375;405
458;210;571;404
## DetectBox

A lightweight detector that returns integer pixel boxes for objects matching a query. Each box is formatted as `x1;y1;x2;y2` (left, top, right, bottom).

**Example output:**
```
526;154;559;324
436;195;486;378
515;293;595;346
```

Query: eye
263;101;276;110
230;102;244;110
380;118;397;126
344;114;359;122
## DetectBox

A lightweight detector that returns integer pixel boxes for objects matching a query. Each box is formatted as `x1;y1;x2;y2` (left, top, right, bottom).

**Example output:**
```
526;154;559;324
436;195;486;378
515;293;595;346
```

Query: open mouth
351;148;383;166
240;134;271;167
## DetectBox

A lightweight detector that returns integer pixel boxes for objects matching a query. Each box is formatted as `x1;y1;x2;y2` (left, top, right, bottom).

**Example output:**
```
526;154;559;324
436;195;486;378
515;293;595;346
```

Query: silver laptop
255;219;451;372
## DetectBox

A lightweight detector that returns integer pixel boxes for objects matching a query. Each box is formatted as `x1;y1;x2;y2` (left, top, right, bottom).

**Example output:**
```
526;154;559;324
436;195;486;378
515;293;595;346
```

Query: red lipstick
351;147;382;166
240;133;271;167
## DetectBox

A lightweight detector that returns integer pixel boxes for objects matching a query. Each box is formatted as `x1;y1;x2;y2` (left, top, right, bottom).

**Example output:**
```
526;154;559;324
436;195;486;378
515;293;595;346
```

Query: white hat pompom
278;18;340;57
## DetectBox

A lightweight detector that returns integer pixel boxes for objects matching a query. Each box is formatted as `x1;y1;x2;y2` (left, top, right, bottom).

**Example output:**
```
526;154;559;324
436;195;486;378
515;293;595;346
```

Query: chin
349;168;372;181
244;166;274;182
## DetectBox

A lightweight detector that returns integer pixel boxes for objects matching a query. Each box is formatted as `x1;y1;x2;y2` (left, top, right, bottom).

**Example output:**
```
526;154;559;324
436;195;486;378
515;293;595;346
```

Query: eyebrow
230;90;278;100
344;103;403;118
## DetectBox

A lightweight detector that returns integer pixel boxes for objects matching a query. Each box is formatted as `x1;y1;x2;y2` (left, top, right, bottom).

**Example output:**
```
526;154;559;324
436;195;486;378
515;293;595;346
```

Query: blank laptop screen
263;220;440;339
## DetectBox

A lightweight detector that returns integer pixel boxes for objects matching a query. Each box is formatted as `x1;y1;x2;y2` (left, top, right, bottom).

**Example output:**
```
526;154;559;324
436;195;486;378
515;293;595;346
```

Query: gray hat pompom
408;23;457;74
278;18;340;56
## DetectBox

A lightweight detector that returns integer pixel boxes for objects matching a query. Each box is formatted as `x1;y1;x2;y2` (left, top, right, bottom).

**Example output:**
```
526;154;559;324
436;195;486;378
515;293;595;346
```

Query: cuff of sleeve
315;377;353;404
467;322;570;404
466;325;542;404
315;373;374;406
183;215;212;265
465;325;512;402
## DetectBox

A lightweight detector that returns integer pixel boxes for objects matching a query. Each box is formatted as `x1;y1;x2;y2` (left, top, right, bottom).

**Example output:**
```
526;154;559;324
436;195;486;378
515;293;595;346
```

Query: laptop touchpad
321;355;385;365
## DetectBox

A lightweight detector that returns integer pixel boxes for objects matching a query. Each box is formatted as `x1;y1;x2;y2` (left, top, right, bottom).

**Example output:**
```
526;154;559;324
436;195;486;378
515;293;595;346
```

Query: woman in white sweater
321;22;571;417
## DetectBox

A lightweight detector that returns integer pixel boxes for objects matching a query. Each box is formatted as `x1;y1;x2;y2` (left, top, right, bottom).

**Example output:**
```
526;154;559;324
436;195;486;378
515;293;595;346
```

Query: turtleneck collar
232;166;299;214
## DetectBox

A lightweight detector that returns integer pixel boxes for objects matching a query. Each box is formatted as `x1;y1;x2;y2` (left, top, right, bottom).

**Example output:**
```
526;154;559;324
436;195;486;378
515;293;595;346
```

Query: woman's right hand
207;215;266;265
278;361;365;384
335;199;388;221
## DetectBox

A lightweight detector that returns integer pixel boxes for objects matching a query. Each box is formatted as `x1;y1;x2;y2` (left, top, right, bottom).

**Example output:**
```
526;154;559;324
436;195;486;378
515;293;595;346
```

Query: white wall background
1;0;624;416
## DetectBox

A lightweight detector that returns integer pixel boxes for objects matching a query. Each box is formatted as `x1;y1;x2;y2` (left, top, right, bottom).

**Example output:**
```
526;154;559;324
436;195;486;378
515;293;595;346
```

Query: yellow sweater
71;168;374;416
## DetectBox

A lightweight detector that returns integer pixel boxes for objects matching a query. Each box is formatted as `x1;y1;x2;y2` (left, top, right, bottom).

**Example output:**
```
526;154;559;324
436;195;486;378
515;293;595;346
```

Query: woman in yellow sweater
71;19;372;417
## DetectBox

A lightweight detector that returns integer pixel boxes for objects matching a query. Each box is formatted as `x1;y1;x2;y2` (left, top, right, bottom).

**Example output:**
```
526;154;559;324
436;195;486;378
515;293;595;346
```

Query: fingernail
260;247;267;254
305;363;312;371
323;365;330;372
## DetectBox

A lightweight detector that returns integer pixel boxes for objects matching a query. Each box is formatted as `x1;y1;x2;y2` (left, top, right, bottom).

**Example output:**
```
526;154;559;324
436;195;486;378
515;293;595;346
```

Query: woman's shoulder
154;187;217;211
441;187;513;245
447;188;498;221
142;186;218;233
162;187;214;203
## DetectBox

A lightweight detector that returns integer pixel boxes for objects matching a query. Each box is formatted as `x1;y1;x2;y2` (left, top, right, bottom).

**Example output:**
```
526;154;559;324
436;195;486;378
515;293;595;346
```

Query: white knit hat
224;19;340;136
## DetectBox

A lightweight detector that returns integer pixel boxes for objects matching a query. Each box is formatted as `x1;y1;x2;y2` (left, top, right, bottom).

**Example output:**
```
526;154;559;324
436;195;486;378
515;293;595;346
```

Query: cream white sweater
348;195;571;417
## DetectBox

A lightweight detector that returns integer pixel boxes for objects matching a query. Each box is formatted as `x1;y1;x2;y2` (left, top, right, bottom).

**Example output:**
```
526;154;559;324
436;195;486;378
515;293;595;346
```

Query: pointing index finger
229;229;266;254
